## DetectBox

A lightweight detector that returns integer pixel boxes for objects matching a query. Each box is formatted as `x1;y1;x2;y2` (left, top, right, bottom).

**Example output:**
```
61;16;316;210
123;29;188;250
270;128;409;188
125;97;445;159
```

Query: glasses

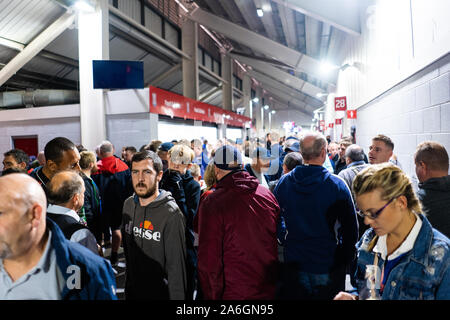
357;197;396;219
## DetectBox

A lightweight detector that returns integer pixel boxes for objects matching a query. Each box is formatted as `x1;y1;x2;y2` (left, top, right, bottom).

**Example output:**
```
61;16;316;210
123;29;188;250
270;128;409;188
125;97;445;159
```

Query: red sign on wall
149;86;251;127
347;109;357;119
335;118;343;125
334;96;347;111
319;120;325;127
328;123;334;128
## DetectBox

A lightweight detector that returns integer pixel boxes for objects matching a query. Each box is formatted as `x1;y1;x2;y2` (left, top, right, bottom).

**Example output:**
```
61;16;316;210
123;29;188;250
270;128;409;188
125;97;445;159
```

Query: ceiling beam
0;10;76;88
229;52;324;99
271;0;361;36
277;3;297;49
188;7;330;83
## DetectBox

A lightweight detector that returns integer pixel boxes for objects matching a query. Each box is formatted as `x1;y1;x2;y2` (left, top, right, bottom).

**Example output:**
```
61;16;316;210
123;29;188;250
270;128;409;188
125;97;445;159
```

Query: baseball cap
158;142;174;152
286;136;299;141
284;140;300;152
213;145;243;170
250;147;276;160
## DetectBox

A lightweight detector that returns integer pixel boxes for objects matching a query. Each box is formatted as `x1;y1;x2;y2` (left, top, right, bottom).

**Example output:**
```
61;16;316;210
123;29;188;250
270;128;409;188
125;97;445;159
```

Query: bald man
46;171;99;255
0;173;117;300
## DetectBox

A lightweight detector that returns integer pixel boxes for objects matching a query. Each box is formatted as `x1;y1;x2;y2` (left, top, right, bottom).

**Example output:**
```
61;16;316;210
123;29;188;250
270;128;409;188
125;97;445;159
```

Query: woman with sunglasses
334;163;450;300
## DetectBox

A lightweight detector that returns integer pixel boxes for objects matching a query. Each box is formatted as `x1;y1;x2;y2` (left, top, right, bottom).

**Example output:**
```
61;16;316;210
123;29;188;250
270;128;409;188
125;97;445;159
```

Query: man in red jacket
197;145;280;300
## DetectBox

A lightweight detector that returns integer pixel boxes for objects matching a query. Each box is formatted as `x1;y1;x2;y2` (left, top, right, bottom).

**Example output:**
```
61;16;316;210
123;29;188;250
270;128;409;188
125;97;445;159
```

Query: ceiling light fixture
256;8;264;17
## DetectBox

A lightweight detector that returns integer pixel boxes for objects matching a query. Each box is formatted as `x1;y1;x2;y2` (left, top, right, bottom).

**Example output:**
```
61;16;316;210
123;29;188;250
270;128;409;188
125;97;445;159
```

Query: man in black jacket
160;144;200;300
415;141;450;238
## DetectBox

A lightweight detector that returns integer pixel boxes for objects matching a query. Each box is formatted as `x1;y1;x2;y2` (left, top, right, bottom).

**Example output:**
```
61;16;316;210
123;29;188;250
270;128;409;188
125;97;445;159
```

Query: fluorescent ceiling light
74;0;95;12
271;110;276;114
264;105;269;110
256;8;264;17
320;61;338;74
262;4;271;12
252;97;259;103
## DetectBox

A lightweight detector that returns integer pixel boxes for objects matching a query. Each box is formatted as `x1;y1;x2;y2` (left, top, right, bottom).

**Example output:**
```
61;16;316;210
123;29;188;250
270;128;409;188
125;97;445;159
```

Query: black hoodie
121;190;187;300
418;175;450;238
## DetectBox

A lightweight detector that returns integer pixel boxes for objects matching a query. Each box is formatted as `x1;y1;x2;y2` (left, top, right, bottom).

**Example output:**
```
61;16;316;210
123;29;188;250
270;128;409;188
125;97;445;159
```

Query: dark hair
1;167;28;176
47;171;84;205
283;152;303;171
131;150;163;174
76;144;87;153
345;144;365;162
44;137;76;164
4;148;29;165
373;134;394;150
125;146;137;153
414;141;449;172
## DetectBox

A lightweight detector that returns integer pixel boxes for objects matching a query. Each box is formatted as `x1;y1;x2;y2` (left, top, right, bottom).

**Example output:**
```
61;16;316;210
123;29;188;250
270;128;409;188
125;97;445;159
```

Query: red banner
335;96;347;111
335;118;343;125
347;109;357;119
149;86;251;127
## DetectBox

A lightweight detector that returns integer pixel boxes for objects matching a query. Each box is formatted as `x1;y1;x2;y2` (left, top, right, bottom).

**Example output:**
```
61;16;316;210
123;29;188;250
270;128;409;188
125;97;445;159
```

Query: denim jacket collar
409;214;434;266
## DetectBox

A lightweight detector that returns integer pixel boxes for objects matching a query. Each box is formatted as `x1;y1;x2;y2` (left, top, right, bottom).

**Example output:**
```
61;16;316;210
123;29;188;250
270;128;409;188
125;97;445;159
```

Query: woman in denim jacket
334;163;450;300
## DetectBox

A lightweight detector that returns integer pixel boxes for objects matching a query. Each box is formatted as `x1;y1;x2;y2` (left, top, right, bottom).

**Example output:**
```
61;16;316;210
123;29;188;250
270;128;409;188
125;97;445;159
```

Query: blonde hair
352;163;422;214
190;163;201;178
168;144;194;165
203;161;217;190
79;151;96;170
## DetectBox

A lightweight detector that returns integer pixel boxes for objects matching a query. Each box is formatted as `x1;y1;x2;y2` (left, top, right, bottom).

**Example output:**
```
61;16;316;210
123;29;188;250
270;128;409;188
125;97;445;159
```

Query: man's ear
47;160;58;173
19;162;27;170
156;170;164;182
29;204;44;229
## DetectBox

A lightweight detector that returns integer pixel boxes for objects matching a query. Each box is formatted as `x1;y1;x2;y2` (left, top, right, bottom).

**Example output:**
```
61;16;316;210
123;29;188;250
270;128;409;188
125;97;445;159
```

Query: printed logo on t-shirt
133;220;161;242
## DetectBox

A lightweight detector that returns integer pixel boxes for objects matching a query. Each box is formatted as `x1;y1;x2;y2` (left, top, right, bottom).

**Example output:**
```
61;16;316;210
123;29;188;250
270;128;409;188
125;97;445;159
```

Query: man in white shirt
46;170;99;255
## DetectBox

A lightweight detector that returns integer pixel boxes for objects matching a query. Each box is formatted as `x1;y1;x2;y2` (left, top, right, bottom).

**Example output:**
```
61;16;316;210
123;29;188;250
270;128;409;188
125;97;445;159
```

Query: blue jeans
280;263;345;300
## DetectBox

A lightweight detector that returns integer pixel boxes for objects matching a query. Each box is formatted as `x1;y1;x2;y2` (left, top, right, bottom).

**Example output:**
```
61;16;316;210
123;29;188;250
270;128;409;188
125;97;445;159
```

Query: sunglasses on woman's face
357;197;396;220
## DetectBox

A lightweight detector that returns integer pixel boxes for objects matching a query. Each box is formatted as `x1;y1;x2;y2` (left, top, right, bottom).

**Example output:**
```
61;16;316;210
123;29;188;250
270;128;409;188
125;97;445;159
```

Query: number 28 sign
334;96;347;111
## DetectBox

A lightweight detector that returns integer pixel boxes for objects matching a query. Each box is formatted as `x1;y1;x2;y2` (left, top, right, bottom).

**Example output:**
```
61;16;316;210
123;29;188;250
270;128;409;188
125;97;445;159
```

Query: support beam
199;85;222;102
78;0;108;151
0;11;75;87
271;0;361;36
148;64;181;86
277;3;298;49
189;7;327;82
221;53;233;111
182;19;199;100
229;52;323;99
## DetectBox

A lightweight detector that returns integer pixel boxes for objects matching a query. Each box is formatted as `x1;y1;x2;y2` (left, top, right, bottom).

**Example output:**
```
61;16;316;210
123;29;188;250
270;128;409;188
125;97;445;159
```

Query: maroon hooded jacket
197;170;280;300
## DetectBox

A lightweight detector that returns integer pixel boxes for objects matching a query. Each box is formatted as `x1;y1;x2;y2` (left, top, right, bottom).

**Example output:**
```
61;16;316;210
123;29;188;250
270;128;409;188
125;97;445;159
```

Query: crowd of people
0;131;449;300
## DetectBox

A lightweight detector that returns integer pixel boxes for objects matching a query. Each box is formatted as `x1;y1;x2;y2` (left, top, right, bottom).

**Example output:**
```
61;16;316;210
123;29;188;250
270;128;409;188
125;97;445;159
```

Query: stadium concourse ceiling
0;0;361;116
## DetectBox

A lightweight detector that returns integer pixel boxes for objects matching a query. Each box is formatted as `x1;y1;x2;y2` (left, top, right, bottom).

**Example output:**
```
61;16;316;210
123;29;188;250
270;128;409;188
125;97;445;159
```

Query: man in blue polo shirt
0;173;117;300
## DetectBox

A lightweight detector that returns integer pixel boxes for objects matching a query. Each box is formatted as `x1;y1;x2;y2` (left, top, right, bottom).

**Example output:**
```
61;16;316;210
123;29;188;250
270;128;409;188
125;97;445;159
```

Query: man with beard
121;150;187;300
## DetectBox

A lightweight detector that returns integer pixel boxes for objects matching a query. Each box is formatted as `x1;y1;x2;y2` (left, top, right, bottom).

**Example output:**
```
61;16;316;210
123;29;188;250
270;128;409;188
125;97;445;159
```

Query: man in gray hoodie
121;150;187;300
415;141;450;238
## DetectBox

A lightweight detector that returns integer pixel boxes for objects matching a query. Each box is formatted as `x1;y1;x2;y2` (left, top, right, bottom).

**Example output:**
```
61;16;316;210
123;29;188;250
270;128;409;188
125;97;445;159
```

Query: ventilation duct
0;90;79;108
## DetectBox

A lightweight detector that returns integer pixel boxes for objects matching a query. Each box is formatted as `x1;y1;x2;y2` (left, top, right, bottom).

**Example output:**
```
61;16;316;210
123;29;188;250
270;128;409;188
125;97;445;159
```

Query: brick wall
356;53;450;182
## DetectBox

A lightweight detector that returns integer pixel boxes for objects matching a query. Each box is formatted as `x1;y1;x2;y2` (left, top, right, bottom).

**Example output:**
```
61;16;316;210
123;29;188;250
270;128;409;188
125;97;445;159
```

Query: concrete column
242;74;251;118
221;52;233;111
78;0;109;151
149;113;158;142
182;19;199;100
254;86;263;136
217;123;227;140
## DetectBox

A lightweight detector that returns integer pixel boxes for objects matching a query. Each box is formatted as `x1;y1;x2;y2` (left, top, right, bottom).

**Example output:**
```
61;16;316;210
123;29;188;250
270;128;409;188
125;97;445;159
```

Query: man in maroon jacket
197;145;280;300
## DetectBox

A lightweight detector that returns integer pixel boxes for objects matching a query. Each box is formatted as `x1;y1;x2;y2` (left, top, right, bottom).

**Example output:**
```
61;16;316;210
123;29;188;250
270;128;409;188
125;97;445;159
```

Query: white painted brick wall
356;54;450;179
0;117;81;166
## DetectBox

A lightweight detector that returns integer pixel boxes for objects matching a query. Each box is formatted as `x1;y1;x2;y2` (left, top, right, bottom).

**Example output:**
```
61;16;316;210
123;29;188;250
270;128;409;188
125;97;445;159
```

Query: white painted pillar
78;0;109;151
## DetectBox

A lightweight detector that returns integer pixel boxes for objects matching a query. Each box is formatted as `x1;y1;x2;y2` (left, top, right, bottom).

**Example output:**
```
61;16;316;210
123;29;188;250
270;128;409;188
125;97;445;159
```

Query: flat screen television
93;60;144;89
